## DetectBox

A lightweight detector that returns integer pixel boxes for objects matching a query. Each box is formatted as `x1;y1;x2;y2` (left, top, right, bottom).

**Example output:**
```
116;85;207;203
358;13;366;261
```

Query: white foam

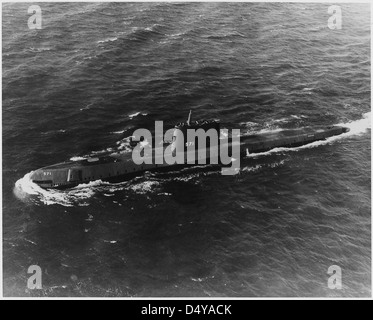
272;117;291;124
28;47;52;52
13;173;109;207
103;240;117;244
128;112;148;119
97;37;118;44
290;114;308;119
111;130;125;134
144;24;163;32
336;111;371;136
128;180;159;194
240;121;259;127
74;179;109;189
169;32;185;38
90;148;114;155
115;135;135;152
14;172;73;206
13;170;165;206
247;112;371;158
129;112;140;118
70;156;86;161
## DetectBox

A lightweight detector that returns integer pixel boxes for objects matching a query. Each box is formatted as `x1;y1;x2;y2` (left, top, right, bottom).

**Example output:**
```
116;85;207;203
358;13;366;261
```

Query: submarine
29;111;349;189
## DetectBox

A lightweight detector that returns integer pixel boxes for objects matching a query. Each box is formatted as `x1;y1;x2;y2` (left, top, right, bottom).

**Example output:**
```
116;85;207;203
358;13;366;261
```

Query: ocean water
2;2;371;297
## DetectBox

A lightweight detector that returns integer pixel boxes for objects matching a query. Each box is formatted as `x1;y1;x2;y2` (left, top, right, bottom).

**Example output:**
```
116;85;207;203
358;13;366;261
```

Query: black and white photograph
1;1;371;301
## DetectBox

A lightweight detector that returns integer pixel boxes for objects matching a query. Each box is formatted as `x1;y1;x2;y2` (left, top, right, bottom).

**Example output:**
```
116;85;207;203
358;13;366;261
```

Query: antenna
187;110;192;125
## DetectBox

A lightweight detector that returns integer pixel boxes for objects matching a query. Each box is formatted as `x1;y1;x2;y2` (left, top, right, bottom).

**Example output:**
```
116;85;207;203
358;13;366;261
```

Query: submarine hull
29;125;349;189
240;125;348;154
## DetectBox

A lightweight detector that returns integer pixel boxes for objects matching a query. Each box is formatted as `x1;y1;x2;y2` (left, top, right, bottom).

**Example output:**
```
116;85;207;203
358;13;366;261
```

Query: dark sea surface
2;2;371;297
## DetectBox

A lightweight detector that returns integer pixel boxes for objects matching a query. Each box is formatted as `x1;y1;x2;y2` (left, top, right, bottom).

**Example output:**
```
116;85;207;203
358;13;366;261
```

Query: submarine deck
40;126;344;171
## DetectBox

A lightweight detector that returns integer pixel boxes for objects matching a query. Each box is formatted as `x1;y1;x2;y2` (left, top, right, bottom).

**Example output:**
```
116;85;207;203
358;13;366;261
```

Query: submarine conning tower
171;110;220;154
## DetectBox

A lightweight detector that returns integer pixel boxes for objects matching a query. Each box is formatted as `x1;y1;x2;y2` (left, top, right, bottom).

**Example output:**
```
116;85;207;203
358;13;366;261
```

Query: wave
90;147;115;155
129;24;166;41
241;159;287;172
27;47;53;53
240;121;259;128
168;32;186;38
40;129;66;135
115;135;134;152
96;24;167;46
128;112;148;119
127;180;160;194
271;117;293;124
205;31;246;40
111;130;126;134
291;114;308;119
79;102;94;111
97;37;118;44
